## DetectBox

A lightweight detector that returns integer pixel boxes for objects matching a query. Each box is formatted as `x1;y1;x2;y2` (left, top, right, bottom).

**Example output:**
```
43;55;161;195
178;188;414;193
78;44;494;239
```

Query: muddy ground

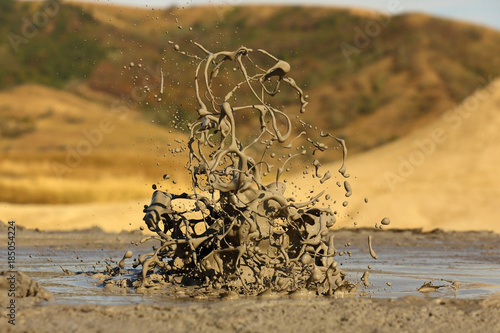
1;223;500;332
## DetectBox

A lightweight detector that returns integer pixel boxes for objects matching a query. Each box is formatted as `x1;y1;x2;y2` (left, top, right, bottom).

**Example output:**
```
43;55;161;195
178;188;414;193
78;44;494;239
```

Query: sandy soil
1;223;500;332
3;296;500;333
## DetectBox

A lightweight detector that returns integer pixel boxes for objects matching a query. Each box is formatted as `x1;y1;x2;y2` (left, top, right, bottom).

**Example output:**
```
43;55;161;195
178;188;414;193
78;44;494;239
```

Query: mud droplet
368;236;378;260
335;137;350;178
118;250;133;268
361;271;369;288
320;171;331;184
344;181;352;197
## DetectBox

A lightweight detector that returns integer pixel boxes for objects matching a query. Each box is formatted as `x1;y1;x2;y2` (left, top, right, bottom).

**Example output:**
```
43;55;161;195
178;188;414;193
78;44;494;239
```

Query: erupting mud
105;44;365;297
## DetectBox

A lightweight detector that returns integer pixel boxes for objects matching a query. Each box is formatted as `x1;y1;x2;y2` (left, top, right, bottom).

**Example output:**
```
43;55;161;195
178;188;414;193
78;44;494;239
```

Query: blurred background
1;0;499;232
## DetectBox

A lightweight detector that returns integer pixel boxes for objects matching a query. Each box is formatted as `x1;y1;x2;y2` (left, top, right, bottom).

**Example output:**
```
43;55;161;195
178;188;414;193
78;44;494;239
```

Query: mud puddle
16;247;178;305
15;238;500;305
349;245;500;298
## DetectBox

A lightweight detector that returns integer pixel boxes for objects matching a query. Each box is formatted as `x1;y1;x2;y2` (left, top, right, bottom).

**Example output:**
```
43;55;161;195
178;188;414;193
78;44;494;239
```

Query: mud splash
106;44;365;297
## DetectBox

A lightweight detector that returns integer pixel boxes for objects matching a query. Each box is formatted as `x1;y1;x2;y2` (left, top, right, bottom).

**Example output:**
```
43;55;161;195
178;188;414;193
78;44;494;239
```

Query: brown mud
0;271;52;307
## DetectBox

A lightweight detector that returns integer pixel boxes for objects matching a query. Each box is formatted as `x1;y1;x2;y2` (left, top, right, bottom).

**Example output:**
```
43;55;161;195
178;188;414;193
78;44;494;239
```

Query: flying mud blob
138;43;356;297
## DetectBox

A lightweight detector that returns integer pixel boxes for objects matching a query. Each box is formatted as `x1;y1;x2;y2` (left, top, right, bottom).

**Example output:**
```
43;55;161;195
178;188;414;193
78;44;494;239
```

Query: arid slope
291;78;500;233
0;84;189;204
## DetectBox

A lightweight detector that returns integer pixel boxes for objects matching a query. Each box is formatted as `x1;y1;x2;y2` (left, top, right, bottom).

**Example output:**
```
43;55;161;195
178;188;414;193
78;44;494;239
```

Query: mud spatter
418;279;461;296
368;235;378;260
100;43;384;298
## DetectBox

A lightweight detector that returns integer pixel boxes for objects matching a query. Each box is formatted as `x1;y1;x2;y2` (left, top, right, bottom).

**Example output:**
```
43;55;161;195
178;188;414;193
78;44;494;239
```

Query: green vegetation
0;0;16;25
1;1;106;89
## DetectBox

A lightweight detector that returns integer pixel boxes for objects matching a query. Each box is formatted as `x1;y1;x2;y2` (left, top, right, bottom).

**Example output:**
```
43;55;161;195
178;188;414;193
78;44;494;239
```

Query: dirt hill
2;2;500;210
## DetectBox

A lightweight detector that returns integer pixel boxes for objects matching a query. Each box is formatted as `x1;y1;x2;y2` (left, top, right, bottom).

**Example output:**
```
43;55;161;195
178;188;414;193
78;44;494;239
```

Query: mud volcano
138;43;356;297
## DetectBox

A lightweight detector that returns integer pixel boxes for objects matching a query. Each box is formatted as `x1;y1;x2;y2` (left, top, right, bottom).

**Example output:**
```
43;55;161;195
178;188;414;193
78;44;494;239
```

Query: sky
82;0;500;30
